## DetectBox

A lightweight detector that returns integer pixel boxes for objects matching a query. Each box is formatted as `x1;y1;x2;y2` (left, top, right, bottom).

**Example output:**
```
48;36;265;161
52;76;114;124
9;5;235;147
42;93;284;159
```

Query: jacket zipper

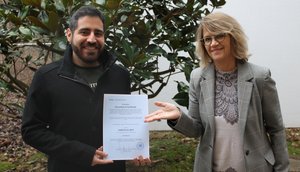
58;67;110;92
58;74;90;88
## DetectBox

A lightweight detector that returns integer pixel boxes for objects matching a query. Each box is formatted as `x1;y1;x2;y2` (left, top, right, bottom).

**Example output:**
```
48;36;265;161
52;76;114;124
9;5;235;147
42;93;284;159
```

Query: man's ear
66;28;72;43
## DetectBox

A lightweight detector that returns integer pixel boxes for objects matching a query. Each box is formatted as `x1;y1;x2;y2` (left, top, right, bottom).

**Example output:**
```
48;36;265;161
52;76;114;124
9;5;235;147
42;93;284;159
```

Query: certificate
103;94;149;160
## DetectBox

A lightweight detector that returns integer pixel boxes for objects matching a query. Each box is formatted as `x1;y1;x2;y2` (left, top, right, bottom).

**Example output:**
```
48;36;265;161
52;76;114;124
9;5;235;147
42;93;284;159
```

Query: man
22;6;148;172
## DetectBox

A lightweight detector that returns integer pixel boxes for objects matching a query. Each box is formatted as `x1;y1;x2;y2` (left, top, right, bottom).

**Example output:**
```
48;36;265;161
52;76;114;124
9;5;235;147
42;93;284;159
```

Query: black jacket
21;45;130;172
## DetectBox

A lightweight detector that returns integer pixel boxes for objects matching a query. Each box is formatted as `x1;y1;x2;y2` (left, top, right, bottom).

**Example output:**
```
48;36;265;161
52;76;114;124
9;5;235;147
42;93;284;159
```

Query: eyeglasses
200;33;227;46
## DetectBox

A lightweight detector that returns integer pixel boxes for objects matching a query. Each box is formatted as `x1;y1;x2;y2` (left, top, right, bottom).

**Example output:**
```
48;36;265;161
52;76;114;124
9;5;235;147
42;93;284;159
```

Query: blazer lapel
200;64;216;139
237;63;254;138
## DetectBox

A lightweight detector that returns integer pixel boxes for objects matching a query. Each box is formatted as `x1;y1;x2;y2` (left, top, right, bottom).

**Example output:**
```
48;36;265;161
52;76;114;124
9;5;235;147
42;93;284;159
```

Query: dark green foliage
0;0;226;115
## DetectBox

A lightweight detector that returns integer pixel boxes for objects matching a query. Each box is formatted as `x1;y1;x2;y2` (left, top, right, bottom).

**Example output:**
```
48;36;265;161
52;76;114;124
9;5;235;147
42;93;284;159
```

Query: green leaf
210;0;226;7
176;81;189;92
0;81;9;90
7;14;22;25
27;16;49;31
21;0;41;8
200;0;208;5
172;81;190;108
117;55;131;67
155;19;162;31
54;0;66;12
146;44;166;56
61;0;73;8
122;40;135;59
19;6;30;20
30;25;49;34
132;53;152;65
25;55;33;62
7;30;19;37
182;64;194;82
105;0;121;10
173;92;189;107
120;15;127;22
94;0;104;4
19;26;31;35
38;10;49;24
53;36;67;50
46;11;59;32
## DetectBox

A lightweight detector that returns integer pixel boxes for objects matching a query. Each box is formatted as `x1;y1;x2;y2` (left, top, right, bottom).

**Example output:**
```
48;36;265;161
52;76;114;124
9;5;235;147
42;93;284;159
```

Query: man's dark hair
69;6;106;32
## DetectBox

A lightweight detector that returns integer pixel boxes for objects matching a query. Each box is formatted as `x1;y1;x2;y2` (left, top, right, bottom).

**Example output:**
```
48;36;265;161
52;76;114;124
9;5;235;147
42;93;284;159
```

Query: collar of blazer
198;62;254;141
199;62;254;82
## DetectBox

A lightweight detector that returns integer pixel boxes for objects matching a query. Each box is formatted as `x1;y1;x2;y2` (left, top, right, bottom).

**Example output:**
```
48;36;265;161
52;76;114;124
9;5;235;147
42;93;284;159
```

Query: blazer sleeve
260;69;290;171
168;68;204;138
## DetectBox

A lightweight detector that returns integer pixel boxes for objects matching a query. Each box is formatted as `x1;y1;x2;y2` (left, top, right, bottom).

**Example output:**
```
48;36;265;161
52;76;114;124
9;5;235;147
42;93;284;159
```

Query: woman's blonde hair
195;12;250;67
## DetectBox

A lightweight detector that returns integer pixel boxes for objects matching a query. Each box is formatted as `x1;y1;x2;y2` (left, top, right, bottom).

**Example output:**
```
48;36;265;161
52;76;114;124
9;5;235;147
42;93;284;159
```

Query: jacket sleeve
261;69;290;172
168;68;204;138
21;70;96;167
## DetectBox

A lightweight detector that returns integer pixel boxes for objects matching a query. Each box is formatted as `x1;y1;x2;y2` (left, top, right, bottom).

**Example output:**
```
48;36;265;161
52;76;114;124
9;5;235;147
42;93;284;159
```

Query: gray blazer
170;62;289;172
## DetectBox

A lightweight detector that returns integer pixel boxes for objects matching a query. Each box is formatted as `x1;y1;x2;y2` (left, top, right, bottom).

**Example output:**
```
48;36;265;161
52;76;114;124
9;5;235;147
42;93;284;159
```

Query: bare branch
36;41;64;56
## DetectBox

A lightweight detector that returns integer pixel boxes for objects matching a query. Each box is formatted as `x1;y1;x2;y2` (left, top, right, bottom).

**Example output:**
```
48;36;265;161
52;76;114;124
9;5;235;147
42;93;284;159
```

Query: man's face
66;16;105;67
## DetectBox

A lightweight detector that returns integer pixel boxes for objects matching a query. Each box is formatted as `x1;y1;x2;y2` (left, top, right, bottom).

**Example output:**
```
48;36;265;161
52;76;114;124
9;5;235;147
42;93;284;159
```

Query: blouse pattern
215;69;238;125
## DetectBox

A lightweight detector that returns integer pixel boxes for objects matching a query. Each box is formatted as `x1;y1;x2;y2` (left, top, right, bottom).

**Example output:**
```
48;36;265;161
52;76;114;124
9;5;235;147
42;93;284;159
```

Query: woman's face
202;28;234;64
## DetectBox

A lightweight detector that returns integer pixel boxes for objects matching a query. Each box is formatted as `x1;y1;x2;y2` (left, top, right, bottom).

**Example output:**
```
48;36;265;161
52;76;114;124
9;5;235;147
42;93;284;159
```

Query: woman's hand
91;146;114;166
144;101;181;122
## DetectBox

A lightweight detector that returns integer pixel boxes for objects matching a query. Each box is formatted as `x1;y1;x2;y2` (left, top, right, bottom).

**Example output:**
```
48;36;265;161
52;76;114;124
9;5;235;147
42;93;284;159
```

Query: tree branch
36;41;64;56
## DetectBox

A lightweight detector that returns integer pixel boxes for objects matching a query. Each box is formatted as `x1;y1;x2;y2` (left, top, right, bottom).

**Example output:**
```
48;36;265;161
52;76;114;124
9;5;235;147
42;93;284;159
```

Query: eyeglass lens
201;33;226;45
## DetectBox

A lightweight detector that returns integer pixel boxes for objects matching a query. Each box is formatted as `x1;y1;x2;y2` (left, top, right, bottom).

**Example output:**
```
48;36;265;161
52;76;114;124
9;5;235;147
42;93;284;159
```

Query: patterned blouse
213;68;246;172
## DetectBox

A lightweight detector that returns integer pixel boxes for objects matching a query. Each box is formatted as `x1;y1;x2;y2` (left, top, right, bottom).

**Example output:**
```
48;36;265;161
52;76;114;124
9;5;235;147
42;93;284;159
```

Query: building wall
148;0;300;130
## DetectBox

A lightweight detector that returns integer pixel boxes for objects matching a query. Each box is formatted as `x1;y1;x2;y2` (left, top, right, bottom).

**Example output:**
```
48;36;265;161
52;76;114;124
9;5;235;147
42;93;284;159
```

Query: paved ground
290;158;300;172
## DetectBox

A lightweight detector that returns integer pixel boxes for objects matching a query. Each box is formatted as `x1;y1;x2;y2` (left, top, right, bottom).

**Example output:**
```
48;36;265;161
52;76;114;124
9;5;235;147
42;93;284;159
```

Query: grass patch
28;152;46;162
288;141;300;159
126;131;198;171
1;130;299;171
149;131;197;171
9;152;47;172
127;130;300;171
0;162;15;172
22;152;47;171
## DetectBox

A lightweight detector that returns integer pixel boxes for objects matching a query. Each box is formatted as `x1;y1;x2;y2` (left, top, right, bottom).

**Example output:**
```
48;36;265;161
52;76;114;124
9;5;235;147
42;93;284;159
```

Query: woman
145;12;289;172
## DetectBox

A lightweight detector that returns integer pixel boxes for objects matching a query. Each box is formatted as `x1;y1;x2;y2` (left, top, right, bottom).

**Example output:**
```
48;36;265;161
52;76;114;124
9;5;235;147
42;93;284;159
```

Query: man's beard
71;42;103;64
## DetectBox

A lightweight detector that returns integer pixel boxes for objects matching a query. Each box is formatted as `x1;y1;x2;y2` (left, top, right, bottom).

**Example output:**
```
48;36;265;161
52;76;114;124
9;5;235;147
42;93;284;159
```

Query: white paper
103;94;149;160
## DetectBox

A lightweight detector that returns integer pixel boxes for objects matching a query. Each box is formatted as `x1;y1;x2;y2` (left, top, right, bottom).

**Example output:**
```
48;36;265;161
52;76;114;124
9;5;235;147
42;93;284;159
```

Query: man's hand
131;155;151;166
91;146;114;166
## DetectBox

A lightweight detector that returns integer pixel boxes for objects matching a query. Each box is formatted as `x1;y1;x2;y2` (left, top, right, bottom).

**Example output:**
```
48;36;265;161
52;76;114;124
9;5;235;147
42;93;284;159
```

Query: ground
0;114;299;172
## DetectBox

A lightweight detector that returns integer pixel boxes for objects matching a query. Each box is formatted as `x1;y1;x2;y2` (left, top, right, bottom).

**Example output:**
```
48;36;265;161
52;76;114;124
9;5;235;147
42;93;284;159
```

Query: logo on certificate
136;142;144;150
